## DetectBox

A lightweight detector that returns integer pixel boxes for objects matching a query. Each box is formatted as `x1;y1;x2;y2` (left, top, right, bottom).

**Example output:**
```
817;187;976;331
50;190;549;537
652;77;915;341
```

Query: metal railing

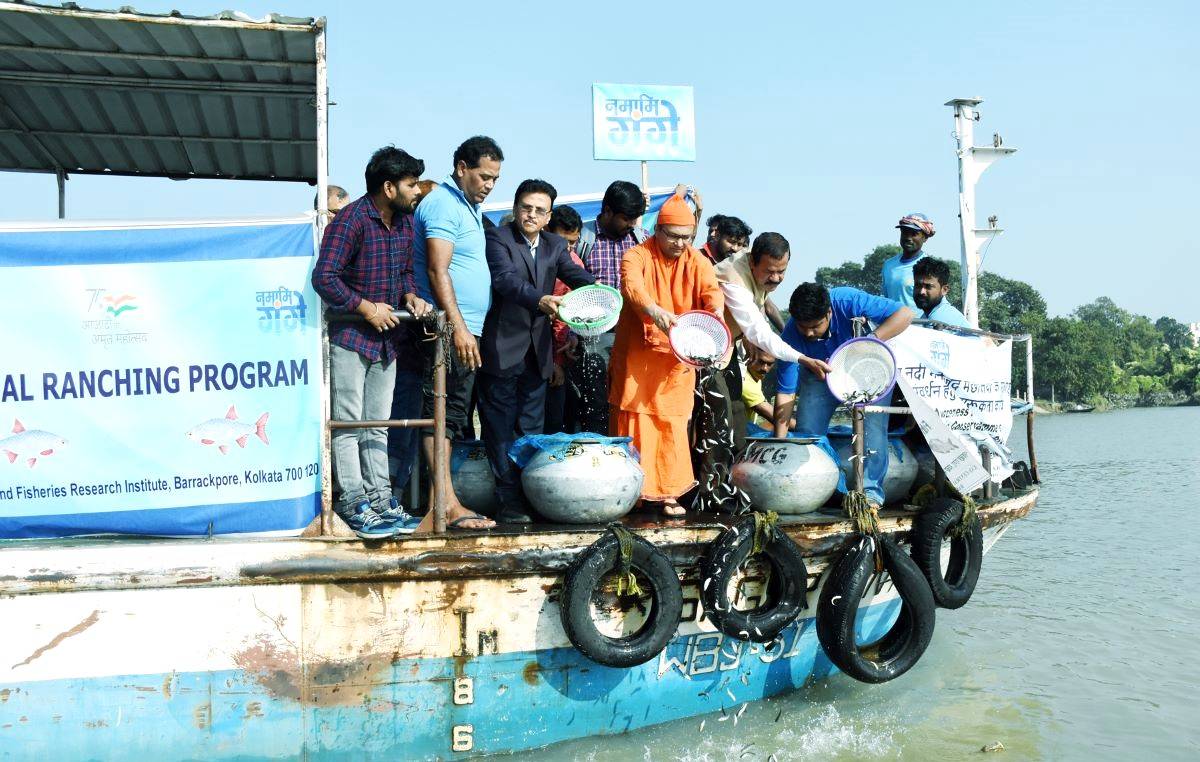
321;310;449;534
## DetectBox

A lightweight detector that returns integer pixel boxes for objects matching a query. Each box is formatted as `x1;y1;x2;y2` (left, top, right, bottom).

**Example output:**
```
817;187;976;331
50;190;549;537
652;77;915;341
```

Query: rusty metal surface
0;488;1038;597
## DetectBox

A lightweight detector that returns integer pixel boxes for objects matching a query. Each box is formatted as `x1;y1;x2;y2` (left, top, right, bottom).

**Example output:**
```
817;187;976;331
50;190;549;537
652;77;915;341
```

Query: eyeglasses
517;204;551;218
659;231;692;245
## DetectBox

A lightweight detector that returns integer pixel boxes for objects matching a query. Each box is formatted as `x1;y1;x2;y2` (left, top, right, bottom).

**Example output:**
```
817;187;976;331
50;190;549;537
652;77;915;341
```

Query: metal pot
731;437;840;514
521;439;644;524
831;436;919;504
451;440;497;516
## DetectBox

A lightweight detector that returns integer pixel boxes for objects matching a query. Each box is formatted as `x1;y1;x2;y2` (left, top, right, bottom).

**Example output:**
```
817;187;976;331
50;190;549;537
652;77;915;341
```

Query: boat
1066;403;1096;413
0;5;1039;759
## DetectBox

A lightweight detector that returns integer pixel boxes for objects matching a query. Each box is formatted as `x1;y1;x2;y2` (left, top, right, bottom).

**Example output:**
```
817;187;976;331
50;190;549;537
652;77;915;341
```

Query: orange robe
609;237;723;501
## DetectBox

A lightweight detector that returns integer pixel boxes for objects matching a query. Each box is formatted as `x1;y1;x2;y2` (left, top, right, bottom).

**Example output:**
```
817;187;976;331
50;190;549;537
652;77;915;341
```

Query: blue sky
2;1;1195;322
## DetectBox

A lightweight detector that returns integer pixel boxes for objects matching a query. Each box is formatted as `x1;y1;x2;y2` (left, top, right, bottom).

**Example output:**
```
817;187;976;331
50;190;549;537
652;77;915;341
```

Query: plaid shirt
312;194;416;362
585;228;643;290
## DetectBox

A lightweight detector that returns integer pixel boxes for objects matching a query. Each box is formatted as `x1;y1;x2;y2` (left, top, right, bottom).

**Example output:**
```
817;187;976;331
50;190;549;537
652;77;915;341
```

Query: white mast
946;97;1015;327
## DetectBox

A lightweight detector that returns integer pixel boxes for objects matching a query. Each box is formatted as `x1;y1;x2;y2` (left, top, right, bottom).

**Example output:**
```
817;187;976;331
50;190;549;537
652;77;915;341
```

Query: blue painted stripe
0;599;901;760
0;492;319;538
0;222;314;267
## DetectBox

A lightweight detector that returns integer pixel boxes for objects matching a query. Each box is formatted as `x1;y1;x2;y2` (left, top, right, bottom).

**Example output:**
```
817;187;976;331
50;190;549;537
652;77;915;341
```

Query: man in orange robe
609;192;724;515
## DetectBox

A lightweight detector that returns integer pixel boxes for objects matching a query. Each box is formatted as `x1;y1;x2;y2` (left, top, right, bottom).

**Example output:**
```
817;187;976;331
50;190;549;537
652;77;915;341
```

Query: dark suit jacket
481;222;595;378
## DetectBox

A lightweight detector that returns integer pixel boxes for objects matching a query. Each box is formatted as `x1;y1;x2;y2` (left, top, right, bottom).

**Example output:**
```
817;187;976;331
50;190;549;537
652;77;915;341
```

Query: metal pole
314;19;330;226
949;99;980;327
852;405;866;493
640;160;648;193
314;19;333;536
1025;337;1040;483
980;447;995;499
432;314;448;533
56;169;65;219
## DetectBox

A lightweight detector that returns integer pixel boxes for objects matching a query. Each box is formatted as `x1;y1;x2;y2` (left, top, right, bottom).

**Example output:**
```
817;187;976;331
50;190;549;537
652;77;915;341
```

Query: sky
2;0;1196;322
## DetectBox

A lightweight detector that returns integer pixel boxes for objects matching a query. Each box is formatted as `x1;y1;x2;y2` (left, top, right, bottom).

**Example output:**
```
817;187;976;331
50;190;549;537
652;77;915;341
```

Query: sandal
447;512;496;531
657;499;686;517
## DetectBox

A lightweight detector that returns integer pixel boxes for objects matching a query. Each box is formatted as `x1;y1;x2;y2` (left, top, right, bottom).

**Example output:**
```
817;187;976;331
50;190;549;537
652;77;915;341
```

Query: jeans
792;367;892;504
330;344;396;513
476;351;547;511
387;368;422;504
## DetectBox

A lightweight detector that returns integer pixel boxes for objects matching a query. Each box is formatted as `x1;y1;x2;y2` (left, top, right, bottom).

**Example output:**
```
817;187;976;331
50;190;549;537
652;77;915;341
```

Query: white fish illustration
0;419;67;468
186;406;269;455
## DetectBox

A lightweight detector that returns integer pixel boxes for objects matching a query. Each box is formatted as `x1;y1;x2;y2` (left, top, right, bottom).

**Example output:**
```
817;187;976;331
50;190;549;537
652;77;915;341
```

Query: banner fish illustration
186;406;269;455
0;419;68;468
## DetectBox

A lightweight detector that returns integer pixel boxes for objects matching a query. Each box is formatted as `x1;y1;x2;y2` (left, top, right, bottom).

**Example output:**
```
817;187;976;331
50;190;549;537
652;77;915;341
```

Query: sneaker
335;500;396;540
376;497;421;535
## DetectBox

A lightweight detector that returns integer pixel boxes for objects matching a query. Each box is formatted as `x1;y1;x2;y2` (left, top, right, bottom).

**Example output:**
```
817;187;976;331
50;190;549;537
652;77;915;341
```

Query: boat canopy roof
0;1;323;183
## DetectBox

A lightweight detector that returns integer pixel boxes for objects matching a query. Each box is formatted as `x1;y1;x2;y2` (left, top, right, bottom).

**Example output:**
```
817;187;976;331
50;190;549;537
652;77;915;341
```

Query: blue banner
0;219;322;538
592;83;696;162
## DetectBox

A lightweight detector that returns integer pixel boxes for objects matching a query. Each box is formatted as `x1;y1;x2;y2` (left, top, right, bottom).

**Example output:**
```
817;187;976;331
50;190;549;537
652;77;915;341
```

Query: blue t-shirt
923;298;970;328
881;251;926;309
776;287;903;395
412;176;491;336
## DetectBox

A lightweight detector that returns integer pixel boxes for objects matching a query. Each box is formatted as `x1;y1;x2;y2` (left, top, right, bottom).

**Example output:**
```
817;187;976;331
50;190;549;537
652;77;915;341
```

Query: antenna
946;97;1016;328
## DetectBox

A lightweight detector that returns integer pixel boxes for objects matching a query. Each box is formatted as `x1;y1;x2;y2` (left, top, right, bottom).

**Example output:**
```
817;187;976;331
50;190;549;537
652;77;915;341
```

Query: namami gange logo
102;293;138;317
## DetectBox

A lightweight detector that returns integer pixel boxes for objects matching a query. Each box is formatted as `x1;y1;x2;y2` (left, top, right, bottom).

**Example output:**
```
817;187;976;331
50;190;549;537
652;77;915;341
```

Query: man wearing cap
610;192;722;516
882;213;936;309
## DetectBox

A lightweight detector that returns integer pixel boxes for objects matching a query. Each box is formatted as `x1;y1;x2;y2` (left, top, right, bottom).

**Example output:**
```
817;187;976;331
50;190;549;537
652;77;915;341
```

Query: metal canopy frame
0;1;329;218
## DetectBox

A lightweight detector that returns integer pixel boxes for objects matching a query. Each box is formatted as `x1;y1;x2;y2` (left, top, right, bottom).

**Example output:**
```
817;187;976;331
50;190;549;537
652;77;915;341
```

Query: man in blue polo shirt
412;135;504;532
881;212;935;309
912;257;971;329
772;283;914;507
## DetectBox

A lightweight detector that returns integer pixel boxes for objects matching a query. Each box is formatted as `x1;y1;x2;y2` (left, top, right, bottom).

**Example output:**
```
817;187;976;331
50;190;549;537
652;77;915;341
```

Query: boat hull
0;491;1034;759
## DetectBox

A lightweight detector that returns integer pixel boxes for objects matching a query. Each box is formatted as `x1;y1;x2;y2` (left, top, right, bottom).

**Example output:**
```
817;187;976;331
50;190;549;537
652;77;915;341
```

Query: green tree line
814;245;1199;405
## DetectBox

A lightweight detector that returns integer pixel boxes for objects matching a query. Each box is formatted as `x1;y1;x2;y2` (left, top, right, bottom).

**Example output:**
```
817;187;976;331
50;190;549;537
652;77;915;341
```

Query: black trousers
476;350;547;510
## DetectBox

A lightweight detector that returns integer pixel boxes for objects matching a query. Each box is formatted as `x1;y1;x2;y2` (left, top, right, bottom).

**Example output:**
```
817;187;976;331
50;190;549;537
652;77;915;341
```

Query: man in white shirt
715;232;832;378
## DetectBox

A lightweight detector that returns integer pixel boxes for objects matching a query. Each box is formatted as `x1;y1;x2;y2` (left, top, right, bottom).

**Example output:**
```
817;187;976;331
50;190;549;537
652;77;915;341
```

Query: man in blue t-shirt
411;135;505;533
772;283;914;507
881;212;936;309
912;257;971;329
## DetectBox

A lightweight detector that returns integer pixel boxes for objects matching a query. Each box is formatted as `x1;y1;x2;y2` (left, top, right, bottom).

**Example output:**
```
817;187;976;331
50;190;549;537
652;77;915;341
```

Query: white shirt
719;280;803;363
524;232;540;261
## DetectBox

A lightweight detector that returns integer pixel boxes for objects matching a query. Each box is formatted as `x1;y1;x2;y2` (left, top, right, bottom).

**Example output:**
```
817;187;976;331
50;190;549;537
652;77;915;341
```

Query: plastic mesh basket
825;337;898;404
558;284;623;336
669;310;732;367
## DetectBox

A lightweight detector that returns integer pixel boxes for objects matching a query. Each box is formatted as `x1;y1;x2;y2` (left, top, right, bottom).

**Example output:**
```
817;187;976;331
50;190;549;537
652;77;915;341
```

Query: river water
529;406;1200;760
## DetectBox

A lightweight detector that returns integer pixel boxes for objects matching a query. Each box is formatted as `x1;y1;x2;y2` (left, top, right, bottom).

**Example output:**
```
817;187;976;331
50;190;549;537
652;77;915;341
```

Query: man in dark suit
478;179;595;522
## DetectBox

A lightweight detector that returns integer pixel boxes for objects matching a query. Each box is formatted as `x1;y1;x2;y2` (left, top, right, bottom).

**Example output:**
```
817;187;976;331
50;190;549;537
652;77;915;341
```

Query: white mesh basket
559;284;623;336
669;311;731;367
825;337;898;404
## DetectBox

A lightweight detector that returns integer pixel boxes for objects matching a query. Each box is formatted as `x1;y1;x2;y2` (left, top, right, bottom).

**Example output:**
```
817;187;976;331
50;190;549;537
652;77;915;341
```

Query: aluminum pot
731;437;840;514
451;440;497;516
831;436;919;504
521;439;644;524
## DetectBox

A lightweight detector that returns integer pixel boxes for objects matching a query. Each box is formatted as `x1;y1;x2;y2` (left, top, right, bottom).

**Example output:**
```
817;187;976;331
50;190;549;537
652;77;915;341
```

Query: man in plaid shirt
312;146;430;538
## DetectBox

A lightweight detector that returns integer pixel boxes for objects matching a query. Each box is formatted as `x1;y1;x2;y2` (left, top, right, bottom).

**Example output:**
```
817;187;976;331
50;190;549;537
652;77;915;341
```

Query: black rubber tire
701;516;809;643
815;534;936;683
910;498;983;609
559;532;683;668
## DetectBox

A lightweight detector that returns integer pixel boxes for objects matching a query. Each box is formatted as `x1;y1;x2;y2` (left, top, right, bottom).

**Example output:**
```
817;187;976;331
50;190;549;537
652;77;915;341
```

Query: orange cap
656;192;695;227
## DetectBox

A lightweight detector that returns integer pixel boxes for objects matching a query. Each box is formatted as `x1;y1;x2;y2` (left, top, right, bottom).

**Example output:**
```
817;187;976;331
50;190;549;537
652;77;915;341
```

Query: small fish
726;687;736;701
736;703;748;719
740;673;749;686
0;419;68;468
775;708;783;723
186;405;269;455
698;719;705;732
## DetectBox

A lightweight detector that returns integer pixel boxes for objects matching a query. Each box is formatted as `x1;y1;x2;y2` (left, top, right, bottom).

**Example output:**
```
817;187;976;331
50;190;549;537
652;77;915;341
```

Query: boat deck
0;487;1038;596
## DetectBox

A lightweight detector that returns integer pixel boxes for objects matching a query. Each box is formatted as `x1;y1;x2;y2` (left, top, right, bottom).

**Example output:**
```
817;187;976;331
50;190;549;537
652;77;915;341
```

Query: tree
816;245;898;292
1033;317;1116;401
1155;316;1192;351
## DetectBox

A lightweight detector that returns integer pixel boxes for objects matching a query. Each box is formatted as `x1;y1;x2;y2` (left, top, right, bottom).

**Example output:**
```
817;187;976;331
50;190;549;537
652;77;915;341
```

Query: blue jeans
330;344;395;513
792;368;892;504
387;369;422;503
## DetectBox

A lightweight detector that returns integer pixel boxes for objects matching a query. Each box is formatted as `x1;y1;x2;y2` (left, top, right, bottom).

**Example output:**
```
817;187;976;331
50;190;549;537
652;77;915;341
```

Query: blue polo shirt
413;176;491;335
776;287;903;395
881;251;926;309
923;298;971;328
